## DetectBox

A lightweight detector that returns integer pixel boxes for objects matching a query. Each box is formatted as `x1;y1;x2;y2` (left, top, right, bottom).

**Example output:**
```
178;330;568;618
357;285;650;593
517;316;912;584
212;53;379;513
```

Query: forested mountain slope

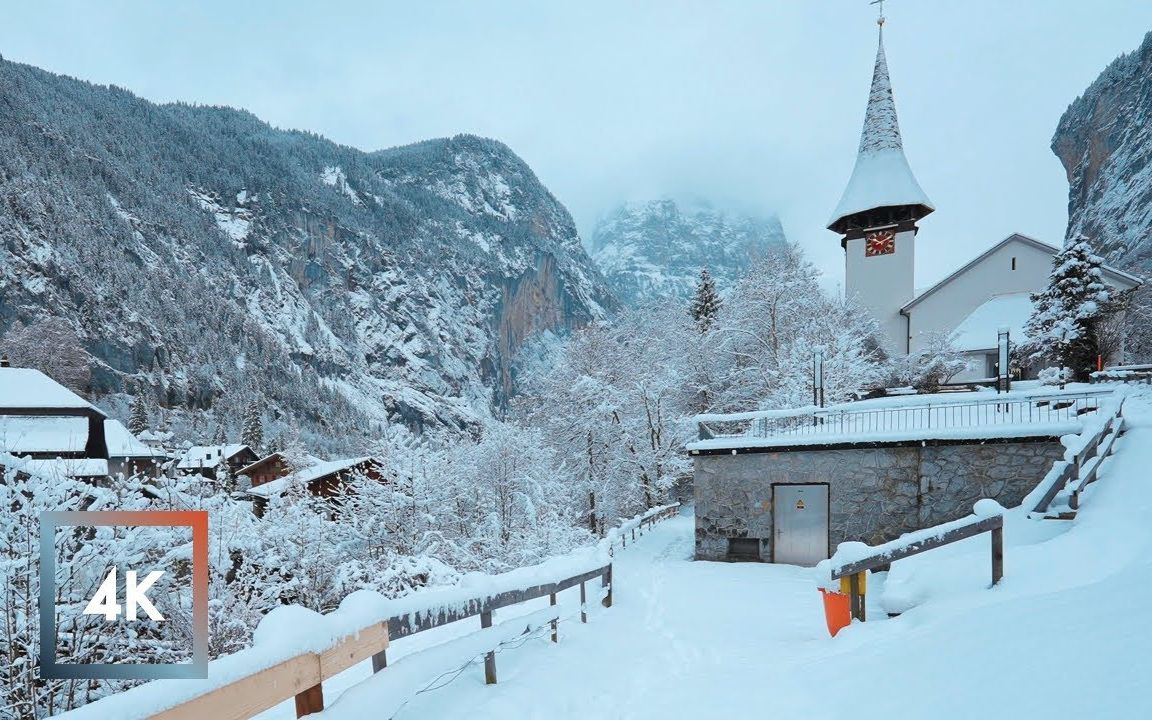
0;55;612;448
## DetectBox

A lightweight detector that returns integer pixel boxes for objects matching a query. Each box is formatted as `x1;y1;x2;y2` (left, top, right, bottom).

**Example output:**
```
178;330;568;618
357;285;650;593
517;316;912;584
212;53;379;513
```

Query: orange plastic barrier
819;588;851;637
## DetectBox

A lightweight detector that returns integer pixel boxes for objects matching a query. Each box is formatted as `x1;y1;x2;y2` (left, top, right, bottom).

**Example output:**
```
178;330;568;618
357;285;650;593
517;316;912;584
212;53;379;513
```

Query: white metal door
773;484;829;566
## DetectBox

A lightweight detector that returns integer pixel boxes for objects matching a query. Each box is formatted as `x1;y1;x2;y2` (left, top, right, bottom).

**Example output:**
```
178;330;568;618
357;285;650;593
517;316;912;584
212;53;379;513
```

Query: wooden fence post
991;524;1004;586
601;564;613;608
481;611;497;684
848;572;865;622
294;684;324;718
550;592;558;643
579;581;587;623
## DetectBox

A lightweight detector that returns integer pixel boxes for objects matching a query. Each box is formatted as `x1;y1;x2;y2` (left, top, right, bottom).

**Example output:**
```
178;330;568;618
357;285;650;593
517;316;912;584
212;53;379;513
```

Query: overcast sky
3;1;1152;289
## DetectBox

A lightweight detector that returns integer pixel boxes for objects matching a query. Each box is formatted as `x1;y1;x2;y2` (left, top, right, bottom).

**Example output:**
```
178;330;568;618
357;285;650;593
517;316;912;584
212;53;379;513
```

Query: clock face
865;229;896;256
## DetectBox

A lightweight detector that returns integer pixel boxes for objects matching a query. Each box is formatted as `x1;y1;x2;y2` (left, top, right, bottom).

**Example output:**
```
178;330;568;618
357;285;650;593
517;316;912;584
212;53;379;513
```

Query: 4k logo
39;510;209;679
83;568;166;621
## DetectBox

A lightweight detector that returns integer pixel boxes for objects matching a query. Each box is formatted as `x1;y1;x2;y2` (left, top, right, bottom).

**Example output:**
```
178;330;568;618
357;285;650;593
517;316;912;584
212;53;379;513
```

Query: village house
235;452;293;488
0;362;111;482
176;444;259;479
105;419;167;478
244;456;383;516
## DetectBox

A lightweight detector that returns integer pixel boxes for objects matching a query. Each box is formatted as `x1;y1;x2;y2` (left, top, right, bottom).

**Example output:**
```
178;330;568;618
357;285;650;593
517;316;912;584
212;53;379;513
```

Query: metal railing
699;390;1108;442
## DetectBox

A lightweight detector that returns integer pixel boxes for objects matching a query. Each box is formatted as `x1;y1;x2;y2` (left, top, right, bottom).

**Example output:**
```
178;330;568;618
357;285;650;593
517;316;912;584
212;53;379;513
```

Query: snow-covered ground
278;388;1152;720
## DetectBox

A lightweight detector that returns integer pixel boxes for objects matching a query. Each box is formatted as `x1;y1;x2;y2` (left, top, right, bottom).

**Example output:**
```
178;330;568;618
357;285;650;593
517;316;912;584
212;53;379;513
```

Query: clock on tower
864;229;896;256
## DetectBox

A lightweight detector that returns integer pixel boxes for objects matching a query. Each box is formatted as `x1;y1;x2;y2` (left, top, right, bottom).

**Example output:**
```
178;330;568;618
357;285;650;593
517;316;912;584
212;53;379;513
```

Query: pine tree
690;268;722;332
1021;237;1115;381
242;403;264;452
128;394;150;435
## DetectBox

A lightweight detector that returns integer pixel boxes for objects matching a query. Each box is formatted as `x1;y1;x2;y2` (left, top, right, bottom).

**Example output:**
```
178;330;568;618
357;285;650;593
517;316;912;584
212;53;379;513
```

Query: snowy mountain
1053;30;1152;272
589;198;786;306
0;56;613;449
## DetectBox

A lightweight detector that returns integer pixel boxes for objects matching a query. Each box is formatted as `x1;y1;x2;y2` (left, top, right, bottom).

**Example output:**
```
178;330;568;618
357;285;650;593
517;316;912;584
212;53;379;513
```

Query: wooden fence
1029;395;1126;518
830;513;1004;622
138;503;681;720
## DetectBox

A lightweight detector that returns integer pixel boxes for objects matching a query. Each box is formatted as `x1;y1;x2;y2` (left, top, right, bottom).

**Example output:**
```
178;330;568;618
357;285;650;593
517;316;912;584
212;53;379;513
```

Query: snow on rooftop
8;456;108;479
0;367;99;411
828;30;933;228
247;456;375;498
0;415;88;454
950;292;1034;353
828;148;934;229
104;419;162;458
177;444;249;470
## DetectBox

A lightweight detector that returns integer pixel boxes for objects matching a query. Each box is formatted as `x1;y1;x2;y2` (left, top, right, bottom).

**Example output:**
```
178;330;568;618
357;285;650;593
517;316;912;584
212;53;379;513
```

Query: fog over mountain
590;198;786;306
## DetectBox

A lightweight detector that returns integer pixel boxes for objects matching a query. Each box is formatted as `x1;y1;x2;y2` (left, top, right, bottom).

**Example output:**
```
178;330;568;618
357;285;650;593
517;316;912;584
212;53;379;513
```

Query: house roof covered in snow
245;456;377;498
828;29;934;231
177;444;250;470
901;234;1144;313
949;293;1035;353
104;420;163;458
0;453;109;479
0;367;102;412
0;415;89;454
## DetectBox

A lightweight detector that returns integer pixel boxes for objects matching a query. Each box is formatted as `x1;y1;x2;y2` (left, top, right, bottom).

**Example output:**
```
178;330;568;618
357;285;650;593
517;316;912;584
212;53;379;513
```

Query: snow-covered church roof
828;29;934;231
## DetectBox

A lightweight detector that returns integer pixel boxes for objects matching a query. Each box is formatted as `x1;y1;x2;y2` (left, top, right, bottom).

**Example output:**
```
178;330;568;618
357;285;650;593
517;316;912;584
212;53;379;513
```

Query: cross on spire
871;0;886;27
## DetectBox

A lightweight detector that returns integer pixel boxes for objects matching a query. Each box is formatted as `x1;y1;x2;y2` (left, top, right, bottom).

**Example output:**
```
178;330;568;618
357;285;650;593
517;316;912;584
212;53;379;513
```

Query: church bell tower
828;15;933;356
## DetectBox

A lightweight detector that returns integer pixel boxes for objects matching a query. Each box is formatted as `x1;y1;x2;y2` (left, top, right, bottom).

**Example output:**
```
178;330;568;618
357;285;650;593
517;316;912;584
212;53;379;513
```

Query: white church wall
907;237;1053;358
846;227;916;355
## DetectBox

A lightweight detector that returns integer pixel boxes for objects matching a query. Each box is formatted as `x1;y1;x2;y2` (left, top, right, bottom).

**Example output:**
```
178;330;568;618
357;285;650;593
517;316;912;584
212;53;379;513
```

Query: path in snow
323;510;837;719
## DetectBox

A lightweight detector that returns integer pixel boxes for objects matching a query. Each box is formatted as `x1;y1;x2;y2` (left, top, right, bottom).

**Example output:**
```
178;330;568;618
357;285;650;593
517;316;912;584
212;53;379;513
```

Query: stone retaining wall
693;438;1064;562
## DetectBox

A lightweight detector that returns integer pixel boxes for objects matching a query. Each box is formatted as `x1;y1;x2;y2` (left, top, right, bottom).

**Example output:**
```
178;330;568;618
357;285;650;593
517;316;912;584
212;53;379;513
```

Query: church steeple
827;26;933;235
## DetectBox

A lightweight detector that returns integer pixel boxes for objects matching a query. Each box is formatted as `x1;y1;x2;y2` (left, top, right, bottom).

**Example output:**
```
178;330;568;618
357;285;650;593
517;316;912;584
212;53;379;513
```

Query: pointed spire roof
828;28;934;233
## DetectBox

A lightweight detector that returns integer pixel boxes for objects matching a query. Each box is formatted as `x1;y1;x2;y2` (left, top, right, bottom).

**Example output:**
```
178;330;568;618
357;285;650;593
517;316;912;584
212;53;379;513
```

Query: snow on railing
693;388;1114;445
55;503;681;720
1025;391;1128;518
817;500;1006;623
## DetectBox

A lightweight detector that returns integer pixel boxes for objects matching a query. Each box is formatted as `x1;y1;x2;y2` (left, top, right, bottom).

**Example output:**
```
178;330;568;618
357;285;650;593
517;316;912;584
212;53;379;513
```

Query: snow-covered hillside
590;198;786;306
1054;29;1152;275
0;58;613;449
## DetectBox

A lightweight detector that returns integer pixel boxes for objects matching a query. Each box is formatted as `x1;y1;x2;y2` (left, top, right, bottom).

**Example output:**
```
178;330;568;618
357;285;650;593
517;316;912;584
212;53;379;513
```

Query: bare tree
1;318;91;393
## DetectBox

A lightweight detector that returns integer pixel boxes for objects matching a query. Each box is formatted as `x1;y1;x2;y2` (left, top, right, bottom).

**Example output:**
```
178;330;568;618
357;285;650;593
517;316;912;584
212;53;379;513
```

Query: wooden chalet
235;452;293;488
177;444;259;478
244;456;384;516
0;364;111;482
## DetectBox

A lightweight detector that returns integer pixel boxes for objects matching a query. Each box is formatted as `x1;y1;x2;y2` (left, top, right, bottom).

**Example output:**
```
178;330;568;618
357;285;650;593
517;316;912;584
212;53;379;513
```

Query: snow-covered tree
887;331;967;391
714;244;887;411
1021;237;1117;381
128;394;150;435
690;268;722;332
242;403;264;453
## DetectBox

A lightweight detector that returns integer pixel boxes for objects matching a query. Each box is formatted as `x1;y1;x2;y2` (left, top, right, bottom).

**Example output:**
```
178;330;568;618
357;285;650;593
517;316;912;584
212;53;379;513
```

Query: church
828;19;1141;382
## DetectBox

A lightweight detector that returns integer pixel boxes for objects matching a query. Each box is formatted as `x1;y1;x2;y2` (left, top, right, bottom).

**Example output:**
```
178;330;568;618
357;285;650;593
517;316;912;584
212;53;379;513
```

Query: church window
1011;257;1017;270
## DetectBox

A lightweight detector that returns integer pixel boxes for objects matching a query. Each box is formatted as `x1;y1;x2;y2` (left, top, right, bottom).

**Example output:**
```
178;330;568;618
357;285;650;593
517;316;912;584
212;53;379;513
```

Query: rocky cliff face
1053;31;1152;271
0;57;613;449
589;198;786;306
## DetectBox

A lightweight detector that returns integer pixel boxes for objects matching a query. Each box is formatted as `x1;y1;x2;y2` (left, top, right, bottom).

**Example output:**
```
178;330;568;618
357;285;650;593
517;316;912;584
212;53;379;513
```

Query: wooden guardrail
830;512;1004;622
102;503;680;720
1030;395;1126;518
